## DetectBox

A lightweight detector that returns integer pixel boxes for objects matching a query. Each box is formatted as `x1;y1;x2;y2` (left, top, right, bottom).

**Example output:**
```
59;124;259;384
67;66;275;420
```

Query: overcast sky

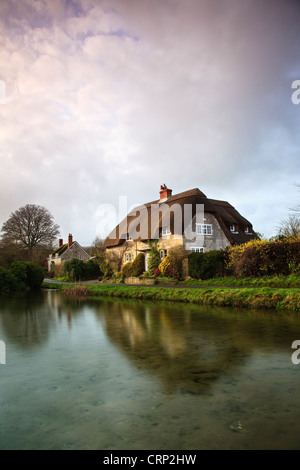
0;0;299;246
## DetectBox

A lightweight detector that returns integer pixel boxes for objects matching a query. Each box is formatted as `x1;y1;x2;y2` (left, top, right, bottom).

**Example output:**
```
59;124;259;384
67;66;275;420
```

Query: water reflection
99;300;300;395
1;290;300;450
0;291;52;350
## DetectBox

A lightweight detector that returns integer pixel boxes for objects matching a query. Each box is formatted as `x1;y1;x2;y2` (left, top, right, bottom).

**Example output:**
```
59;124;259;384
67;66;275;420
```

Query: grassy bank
180;275;300;288
42;281;300;311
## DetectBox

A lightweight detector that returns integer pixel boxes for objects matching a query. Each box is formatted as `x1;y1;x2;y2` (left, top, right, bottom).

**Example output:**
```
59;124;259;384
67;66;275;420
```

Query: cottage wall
185;213;230;252
61;244;90;262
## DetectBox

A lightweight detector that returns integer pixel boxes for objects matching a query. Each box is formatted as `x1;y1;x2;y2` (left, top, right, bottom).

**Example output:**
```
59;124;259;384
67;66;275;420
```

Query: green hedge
0;261;44;293
188;250;228;280
63;259;101;281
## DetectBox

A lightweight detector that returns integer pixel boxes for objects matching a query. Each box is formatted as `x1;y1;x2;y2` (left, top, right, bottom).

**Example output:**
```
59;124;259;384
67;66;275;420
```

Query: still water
0;289;300;450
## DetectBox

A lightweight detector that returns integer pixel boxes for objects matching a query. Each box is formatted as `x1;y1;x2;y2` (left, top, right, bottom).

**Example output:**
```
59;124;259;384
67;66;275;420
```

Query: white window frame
191;247;205;253
125;253;135;263
196;224;212;235
126;233;133;241
162;226;171;237
160;249;167;259
230;224;239;233
245;226;252;235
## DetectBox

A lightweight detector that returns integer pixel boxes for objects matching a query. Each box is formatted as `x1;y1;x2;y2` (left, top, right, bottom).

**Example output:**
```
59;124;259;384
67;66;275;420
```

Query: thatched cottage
104;186;257;271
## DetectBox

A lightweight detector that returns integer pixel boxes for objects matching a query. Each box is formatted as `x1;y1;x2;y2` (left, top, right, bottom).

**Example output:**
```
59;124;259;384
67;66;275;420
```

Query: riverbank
42;280;300;311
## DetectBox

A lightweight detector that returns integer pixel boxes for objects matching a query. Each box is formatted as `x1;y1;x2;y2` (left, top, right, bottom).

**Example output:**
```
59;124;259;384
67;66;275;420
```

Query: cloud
0;0;299;244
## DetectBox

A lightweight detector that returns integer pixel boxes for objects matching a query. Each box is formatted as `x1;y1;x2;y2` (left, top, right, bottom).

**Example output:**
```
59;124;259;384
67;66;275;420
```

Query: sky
0;0;299;246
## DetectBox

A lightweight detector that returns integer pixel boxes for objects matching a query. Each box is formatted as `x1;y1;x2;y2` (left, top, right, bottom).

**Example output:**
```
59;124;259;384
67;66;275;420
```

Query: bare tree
1;204;60;260
277;215;300;239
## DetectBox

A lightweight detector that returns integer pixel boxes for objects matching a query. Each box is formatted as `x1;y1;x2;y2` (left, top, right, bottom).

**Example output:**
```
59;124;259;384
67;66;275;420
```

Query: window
245;226;252;234
162;226;171;236
125;253;135;263
191;247;204;253
160;249;167;260
126;233;133;241
196;224;212;235
230;224;238;233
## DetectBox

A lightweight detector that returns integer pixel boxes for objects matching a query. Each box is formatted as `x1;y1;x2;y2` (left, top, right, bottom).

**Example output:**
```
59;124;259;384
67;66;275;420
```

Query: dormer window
160;249;167;259
245;225;252;235
126;233;133;241
230;224;239;233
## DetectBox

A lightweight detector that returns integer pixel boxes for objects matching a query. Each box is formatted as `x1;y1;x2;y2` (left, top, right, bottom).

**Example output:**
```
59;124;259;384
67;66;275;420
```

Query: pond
0;289;300;450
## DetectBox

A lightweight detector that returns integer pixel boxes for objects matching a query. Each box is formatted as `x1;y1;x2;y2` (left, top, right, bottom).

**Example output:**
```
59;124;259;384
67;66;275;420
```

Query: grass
42;274;300;311
180;274;300;288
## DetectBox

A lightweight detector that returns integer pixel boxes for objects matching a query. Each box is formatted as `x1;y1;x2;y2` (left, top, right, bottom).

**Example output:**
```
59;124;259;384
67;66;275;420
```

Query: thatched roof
104;188;257;248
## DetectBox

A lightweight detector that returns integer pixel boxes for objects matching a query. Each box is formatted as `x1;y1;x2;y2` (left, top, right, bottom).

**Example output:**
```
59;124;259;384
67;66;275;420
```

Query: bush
159;256;171;276
84;259;101;280
188;250;228;280
0;261;44;292
98;259;113;279
63;258;102;281
154;267;160;278
122;262;134;278
130;253;145;277
64;259;86;281
227;239;300;278
0;267;17;293
147;241;161;275
26;263;44;289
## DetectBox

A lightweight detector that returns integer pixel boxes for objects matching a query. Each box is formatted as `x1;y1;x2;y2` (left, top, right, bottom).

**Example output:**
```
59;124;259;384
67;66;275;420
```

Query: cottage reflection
101;301;258;394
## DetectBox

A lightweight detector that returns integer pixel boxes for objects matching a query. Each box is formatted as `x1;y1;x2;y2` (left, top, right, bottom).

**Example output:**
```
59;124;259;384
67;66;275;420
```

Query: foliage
227;239;300;278
188;250;228;280
0;261;44;293
158;255;171;276
147;241;161;275
277;215;300;239
130;253;145;277
121;262;134;278
1;204;60;260
167;246;188;280
0;267;17;293
154;267;160;278
63;258;101;281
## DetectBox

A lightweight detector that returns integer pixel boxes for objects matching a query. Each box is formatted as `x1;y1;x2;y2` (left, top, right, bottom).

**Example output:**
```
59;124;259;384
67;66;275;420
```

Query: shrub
122;262;134;278
188;250;228;280
98;259;113;279
0;261;44;292
227;239;300;278
64;259;86;281
154;267;160;278
147;241;161;275
84;259;101;280
130;253;145;277
0;267;17;293
26;263;44;289
158;255;171;276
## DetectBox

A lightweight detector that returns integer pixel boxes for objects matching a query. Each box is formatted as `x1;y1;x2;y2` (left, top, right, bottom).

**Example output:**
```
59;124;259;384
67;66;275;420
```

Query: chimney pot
159;185;172;201
59;238;63;247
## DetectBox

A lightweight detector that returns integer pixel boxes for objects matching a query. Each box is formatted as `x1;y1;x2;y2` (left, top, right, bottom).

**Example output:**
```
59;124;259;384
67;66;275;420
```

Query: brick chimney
159;184;172;201
58;238;63;247
68;234;73;247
